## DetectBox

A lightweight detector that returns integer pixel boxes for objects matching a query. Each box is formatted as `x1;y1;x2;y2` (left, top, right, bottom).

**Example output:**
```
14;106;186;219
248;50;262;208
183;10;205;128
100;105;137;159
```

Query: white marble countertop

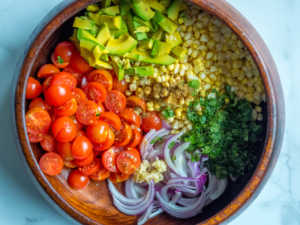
0;0;298;224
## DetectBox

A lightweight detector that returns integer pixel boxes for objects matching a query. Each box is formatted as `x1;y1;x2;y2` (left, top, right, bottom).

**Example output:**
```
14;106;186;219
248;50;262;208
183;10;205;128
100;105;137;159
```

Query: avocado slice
133;16;153;30
97;15;122;29
120;0;131;16
86;4;100;12
125;66;154;76
101;6;120;16
111;57;125;80
125;49;176;64
73;17;98;35
77;29;105;51
100;54;109;62
153;11;177;33
148;0;165;12
111;18;128;38
165;31;182;48
136;32;148;40
102;0;111;8
96;24;111;45
171;46;186;59
151;40;173;57
167;0;182;21
106;34;138;56
132;0;155;21
139;39;154;49
160;0;171;8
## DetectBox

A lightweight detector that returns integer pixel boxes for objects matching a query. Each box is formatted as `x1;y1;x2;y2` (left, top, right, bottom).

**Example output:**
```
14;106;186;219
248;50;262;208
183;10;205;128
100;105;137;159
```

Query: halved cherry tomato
78;158;100;176
127;96;146;112
99;112;121;131
120;108;141;127
56;142;73;161
40;134;55;152
114;122;132;147
102;147;121;173
74;151;94;167
70;116;83;130
29;97;51;111
43;76;53;91
50;72;77;90
26;77;42;99
44;84;72;107
105;90;126;114
116;148;141;175
52;116;77;142
52;41;75;68
63;66;82;83
87;69;113;90
73;88;87;104
94;127;115;151
90;165;110;181
68;169;89;190
80;75;88;89
85;82;107;104
69;51;92;74
113;78;127;93
28;132;44;143
141;112;162;132
96;103;105;116
54;98;77;117
128;128;142;148
71;135;93;160
76;100;98;125
76;130;86;137
109;173;129;183
64;160;77;168
39;152;64;176
37;64;60;78
86;120;109;144
26;107;51;135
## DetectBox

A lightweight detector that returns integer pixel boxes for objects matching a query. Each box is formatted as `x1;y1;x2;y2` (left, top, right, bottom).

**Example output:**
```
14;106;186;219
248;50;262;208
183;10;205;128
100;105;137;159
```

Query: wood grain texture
13;0;285;224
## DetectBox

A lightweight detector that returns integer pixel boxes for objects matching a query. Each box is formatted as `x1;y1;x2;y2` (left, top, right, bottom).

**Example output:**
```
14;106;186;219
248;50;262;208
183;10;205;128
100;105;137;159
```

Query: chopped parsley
57;56;64;64
168;141;176;149
150;136;162;144
183;87;263;179
161;108;174;119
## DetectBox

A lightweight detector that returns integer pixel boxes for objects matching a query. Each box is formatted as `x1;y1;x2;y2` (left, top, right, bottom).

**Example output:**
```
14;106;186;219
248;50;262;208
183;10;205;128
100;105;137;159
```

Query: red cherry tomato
39;152;64;176
54;98;77;117
141;112;162;132
114;122;132;147
87;69;113;90
94;127;115;151
120;108;141;127
56;142;73;161
28;132;44;143
86;120;109;144
78;158;101;176
52;41;75;68
37;64;60;78
70;116;83;130
40;134;55;152
76;100;98;125
85;82;107;104
102;147;121;173
74;151;94;167
127;96;146;112
71;135;93;160
128;128;142;148
69;51;92;74
44;84;72;107
99;112;121;131
109;173;129;183
63;66;82;83
90;165;110;181
105;90;126;114
26;107;51;135
26;77;42;99
96;103;105;116
52;116;77;142
116;148;141;175
73;88;87;104
29;97;51;111
64;160;77;169
113;78;127;93
68;169;89;190
50;72;77;90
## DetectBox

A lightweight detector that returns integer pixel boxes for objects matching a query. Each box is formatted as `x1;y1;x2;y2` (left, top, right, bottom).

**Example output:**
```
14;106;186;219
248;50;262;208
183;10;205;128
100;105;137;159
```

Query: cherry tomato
29;97;51;111
90;165;110;181
99;112;121;131
141;112;162;132
56;142;73;161
68;169;89;190
26;107;51;135
69;51;92;74
127;96;146;112
54;98;77;117
74;151;94;167
85;82;107;104
102;147;121;173
64;160;77;169
51;72;77;90
96;103;105;116
40;134;55;152
44;84;72;107
120;108;141;127
70;116;83;130
73;88;87;104
80;75;88;89
94;127;115;151
78;158;100;176
86;120;109;144
76;100;98;125
113;78;127;93
28;132;44;143
87;69;113;90
42;76;53;91
116;148;141;175
39;152;64;176
63;66;82;83
37;64;60;78
114;122;132;147
76;130;86;137
52;41;75;68
52;116;77;142
128;128;142;148
109;173;129;183
71;135;93;160
26;77;42;99
105;90;126;114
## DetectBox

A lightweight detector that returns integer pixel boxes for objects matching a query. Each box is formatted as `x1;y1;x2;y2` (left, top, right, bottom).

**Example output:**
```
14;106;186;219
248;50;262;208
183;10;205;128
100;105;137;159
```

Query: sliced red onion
140;129;156;159
137;202;154;225
208;178;227;201
171;191;182;204
188;161;201;177
125;178;142;199
162;120;172;130
173;142;190;177
177;196;199;206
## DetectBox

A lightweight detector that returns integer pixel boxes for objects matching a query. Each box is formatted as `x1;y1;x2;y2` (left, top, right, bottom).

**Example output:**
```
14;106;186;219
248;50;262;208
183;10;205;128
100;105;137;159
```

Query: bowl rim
13;0;285;224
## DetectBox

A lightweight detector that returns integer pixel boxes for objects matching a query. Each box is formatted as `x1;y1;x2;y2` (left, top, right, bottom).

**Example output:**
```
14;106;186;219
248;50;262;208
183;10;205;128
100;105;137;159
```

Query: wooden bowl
13;0;285;224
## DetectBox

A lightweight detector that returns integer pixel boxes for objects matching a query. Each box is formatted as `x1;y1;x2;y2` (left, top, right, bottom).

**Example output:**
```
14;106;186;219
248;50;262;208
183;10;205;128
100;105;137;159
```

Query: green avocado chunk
148;0;165;12
101;6;120;16
73;16;98;35
153;11;177;33
102;0;111;8
165;31;182;48
111;57;125;80
132;0;155;21
151;40;173;57
171;45;186;59
125;66;154;76
97;15;122;29
87;4;100;12
125;49;176;64
120;0;131;16
167;0;182;21
96;24;111;45
139;39;154;49
160;0;171;8
111;18;128;38
106;34;138;55
77;29;105;51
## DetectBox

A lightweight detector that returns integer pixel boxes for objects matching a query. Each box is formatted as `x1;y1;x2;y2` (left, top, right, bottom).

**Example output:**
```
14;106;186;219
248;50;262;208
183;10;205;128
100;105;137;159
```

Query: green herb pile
183;86;263;179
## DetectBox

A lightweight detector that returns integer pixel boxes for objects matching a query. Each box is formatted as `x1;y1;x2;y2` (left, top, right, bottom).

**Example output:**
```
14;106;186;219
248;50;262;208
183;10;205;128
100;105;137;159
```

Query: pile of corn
122;5;265;133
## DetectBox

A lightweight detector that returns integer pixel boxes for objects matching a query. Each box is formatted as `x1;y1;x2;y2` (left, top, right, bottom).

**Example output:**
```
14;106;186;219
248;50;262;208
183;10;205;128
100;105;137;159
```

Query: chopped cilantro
168;141;176;149
161;108;174;119
57;56;64;64
188;80;200;89
150;137;162;144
